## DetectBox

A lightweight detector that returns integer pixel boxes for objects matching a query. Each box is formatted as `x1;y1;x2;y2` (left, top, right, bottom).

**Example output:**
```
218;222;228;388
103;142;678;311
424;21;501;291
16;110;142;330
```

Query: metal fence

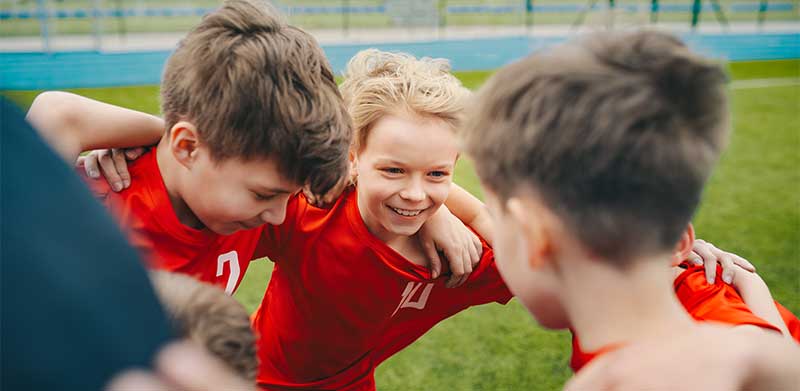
1;1;797;52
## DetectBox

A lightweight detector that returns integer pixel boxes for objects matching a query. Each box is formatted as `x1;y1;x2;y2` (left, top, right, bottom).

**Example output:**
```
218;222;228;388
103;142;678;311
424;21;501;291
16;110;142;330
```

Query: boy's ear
169;121;200;169
672;222;696;265
506;197;555;270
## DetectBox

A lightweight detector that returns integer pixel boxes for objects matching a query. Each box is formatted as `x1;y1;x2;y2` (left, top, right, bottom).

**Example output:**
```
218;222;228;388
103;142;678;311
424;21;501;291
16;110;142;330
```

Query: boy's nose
399;182;426;202
260;202;288;226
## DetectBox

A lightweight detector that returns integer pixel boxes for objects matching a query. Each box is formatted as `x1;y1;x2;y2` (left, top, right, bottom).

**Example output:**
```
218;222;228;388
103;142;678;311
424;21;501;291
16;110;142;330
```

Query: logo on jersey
216;250;241;295
391;281;434;317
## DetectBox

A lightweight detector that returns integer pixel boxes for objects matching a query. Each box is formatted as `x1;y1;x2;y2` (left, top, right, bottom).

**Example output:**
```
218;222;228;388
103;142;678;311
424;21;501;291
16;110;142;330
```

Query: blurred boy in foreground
462;30;800;388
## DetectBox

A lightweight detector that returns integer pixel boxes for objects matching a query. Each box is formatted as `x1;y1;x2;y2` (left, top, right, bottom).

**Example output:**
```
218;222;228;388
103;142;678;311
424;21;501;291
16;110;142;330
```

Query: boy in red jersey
27;0;481;295
462;30;800;388
27;0;351;294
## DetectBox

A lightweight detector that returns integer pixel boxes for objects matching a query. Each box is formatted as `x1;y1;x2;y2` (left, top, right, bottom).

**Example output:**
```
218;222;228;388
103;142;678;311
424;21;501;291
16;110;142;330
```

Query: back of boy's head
339;49;469;152
464;31;729;264
161;0;351;195
149;271;258;381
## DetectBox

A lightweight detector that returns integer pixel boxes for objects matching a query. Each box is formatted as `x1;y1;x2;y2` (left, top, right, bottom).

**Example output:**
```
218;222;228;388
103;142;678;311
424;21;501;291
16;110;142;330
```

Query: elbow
28;91;83;133
27;91;85;159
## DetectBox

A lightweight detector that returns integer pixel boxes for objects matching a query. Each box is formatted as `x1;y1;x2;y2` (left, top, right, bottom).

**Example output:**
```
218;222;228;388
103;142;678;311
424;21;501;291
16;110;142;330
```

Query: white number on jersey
216;250;241;295
391;281;434;317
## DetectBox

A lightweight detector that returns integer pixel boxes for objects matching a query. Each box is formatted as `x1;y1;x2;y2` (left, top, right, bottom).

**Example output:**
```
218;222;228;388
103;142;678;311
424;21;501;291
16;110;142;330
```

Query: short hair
149;272;258;381
339;49;469;152
463;31;729;263
160;0;352;195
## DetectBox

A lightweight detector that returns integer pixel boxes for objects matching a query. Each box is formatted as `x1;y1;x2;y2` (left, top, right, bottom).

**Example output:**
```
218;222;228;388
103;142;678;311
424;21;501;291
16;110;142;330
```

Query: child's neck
155;139;204;229
561;253;695;352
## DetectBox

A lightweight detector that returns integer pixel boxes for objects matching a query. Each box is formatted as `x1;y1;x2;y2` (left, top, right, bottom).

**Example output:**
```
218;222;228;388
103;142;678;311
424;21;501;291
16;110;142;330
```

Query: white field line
730;78;800;90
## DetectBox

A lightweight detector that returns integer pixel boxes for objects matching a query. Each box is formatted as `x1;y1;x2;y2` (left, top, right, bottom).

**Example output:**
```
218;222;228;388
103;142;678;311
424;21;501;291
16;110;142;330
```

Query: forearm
445;183;493;243
734;269;792;337
26;91;164;162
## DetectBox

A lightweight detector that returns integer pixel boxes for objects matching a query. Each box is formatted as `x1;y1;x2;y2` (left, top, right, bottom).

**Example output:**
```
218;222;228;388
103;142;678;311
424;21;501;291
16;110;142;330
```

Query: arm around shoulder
26;91;165;163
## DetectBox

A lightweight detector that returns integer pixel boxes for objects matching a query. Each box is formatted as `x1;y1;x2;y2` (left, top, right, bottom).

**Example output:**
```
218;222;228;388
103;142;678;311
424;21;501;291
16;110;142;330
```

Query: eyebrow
374;158;454;169
251;186;293;195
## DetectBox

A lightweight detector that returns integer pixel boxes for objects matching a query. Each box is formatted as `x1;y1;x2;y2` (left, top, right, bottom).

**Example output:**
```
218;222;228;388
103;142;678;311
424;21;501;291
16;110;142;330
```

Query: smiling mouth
387;205;426;217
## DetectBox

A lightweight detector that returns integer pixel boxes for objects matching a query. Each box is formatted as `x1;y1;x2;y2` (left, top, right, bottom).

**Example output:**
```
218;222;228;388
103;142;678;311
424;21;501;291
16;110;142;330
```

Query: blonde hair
150;272;258;381
339;49;469;152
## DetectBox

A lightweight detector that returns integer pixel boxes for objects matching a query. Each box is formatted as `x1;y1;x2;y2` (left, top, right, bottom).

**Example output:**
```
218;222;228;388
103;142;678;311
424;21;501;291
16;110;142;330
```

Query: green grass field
2;59;798;390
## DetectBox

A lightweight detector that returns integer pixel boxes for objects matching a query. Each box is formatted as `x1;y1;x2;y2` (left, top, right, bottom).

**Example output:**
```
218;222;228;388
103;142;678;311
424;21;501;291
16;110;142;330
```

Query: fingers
687;251;703;266
111;149;131;190
693;239;718;284
445;248;467;288
466;229;483;268
95;149;124;192
423;241;442;279
82;151;101;178
732;253;756;272
715;250;736;285
125;147;146;160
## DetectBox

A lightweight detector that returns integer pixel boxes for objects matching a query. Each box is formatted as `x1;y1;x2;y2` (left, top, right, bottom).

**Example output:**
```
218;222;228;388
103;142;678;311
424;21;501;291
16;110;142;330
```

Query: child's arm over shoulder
731;264;793;338
26;91;164;162
445;183;493;245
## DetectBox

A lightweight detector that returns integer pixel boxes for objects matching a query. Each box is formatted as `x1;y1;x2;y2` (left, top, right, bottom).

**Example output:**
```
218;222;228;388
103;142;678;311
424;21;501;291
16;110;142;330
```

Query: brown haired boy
150;271;258;381
463;30;800;388
28;0;351;294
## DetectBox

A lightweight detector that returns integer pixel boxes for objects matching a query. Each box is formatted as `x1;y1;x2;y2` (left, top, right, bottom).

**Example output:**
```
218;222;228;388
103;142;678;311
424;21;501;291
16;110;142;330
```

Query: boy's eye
253;192;277;201
428;171;449;178
381;168;404;175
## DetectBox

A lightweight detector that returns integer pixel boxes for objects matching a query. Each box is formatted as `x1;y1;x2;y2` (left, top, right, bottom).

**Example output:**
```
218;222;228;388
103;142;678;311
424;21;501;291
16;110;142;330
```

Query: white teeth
389;206;423;217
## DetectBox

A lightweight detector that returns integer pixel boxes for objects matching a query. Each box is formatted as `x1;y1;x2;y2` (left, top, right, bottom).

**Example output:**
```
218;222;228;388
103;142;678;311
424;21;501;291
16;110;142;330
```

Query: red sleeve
674;264;782;333
254;193;307;261
775;301;800;343
570;332;621;373
466;246;513;305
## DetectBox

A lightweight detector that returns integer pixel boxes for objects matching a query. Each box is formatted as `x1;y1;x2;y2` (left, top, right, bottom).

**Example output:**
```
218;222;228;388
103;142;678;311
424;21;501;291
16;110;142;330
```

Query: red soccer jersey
79;150;264;294
570;262;786;372
252;188;512;390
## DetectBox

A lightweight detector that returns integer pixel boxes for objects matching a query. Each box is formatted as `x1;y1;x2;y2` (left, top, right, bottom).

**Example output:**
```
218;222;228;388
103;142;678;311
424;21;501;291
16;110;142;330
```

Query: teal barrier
2;33;798;90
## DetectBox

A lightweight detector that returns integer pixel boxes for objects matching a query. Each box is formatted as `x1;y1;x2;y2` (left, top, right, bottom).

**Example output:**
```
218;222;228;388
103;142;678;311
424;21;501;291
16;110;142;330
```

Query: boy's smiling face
354;112;458;242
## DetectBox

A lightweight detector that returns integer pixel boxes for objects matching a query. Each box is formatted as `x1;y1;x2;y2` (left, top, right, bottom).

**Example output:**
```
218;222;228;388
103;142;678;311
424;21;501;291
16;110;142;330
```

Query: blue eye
382;168;404;174
429;171;448;178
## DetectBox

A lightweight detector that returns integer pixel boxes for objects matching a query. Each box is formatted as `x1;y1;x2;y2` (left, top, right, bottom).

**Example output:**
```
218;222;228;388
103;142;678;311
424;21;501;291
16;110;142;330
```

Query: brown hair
463;31;729;263
160;0;352;195
339;49;469;152
150;272;258;381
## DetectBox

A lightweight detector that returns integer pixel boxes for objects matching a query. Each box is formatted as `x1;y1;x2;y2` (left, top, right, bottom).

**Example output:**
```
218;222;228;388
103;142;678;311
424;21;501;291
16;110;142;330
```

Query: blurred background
2;1;798;390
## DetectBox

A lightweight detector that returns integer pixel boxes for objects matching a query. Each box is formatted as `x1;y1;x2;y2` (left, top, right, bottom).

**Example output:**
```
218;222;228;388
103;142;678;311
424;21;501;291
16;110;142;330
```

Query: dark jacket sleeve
1;98;174;390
